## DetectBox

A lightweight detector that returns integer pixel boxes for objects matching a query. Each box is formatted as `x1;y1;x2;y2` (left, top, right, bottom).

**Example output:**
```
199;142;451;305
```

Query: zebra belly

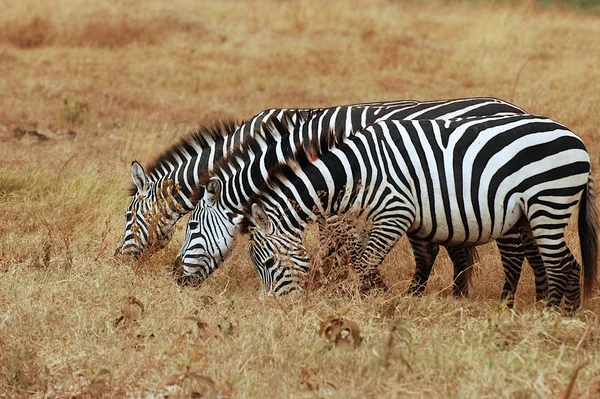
407;191;526;246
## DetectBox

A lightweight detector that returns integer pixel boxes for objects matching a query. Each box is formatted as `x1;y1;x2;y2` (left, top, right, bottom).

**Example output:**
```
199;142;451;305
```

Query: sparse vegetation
60;98;90;125
1;0;600;397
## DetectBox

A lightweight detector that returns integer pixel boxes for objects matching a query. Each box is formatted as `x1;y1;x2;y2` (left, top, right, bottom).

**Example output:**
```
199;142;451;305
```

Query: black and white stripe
115;112;304;259
117;98;524;261
243;115;597;312
175;99;550;302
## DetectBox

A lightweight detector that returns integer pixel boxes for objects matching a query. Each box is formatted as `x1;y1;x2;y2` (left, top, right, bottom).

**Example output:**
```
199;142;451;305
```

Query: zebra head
115;161;181;259
246;203;310;296
174;177;241;283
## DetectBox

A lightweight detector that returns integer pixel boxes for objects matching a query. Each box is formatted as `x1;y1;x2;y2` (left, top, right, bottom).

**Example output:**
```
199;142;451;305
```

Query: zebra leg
563;254;582;314
406;236;439;296
317;215;369;269
347;229;370;265
529;229;573;309
496;225;526;307
354;222;408;293
446;246;477;298
321;230;342;272
518;224;548;301
526;187;589;311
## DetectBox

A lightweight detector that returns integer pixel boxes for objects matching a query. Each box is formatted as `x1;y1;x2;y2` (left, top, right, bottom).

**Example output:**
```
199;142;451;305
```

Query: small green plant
60;98;90;125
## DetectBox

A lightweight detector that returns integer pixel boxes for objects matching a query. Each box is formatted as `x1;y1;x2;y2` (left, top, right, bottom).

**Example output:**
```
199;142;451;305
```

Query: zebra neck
219;141;294;214
149;135;238;213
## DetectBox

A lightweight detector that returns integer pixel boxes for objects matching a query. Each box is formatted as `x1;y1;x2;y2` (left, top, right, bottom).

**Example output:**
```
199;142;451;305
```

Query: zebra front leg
406;236;439;296
446;246;477;298
317;215;369;270
317;216;344;272
354;222;408;293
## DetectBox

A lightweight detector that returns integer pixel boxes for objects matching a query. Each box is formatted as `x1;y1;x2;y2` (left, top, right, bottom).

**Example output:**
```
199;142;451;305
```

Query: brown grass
1;0;600;397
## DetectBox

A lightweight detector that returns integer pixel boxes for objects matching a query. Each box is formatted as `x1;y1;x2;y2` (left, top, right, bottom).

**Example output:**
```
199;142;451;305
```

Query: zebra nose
114;246;122;256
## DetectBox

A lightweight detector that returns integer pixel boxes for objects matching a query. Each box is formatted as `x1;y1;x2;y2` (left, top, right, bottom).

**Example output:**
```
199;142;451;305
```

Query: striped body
244;115;596;311
176;99;549;302
116;98;523;259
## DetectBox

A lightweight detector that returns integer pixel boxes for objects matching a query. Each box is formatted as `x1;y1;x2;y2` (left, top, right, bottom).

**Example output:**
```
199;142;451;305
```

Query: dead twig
93;217;112;262
562;361;588;399
510;61;528;102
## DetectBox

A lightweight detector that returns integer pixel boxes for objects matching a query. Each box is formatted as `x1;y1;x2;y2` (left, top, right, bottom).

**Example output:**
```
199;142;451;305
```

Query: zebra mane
128;119;240;196
190;110;311;204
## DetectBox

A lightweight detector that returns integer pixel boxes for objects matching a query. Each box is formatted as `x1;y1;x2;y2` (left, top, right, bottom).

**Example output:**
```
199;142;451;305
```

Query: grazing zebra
241;114;597;312
175;103;550;303
116;98;527;263
114;111;307;259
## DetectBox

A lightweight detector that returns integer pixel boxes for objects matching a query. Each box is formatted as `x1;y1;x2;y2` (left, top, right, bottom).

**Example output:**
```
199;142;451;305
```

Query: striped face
175;178;241;280
115;161;181;259
247;204;310;295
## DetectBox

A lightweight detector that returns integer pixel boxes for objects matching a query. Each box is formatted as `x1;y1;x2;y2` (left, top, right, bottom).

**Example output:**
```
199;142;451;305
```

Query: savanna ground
1;0;600;397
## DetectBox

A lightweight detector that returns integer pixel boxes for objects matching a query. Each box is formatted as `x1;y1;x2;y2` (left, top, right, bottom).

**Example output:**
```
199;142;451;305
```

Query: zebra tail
579;178;599;299
463;246;480;285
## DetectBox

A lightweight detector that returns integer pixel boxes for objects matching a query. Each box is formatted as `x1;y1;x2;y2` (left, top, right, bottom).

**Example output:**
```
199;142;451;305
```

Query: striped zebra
240;114;597;312
175;103;549;303
115;98;526;262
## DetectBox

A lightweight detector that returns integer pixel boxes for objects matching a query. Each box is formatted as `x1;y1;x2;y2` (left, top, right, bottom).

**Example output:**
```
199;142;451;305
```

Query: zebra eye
188;221;199;230
264;257;276;268
126;212;133;221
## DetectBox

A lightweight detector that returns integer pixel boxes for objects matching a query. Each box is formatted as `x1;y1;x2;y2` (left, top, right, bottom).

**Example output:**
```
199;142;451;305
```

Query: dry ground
1;0;600;397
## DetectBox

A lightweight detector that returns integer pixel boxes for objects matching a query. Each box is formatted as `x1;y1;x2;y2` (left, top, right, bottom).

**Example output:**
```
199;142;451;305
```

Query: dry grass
2;0;600;397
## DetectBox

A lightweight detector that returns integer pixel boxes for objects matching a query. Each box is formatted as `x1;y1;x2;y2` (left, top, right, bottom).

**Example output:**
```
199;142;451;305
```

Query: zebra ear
251;203;270;232
204;177;222;203
131;161;149;192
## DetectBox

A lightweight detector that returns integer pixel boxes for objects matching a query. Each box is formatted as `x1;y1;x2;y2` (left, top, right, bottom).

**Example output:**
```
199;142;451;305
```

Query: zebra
175;104;551;304
114;112;306;259
240;114;597;312
115;98;528;262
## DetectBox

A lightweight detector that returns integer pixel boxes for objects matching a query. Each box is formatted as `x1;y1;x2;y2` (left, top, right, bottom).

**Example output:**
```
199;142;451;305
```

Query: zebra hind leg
496;225;526;308
519;224;548;302
563;254;582;314
530;227;574;311
407;237;440;296
446;246;478;298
